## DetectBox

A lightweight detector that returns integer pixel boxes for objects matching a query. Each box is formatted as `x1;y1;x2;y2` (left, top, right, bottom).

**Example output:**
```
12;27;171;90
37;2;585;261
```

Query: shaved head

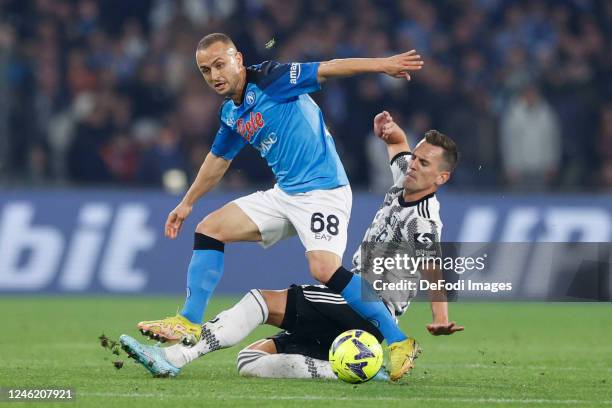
197;33;236;52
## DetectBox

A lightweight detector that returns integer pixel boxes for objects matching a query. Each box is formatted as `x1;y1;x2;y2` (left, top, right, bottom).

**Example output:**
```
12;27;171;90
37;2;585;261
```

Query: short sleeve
390;152;411;186
249;61;321;100
210;124;247;160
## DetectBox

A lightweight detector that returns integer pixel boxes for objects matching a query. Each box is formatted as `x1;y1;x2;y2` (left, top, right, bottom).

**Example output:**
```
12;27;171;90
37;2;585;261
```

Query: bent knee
307;251;341;283
196;213;225;241
309;260;339;283
259;290;286;327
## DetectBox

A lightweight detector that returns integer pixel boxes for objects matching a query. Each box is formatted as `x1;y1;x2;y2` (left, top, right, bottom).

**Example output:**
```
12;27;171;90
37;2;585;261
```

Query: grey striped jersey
351;152;443;317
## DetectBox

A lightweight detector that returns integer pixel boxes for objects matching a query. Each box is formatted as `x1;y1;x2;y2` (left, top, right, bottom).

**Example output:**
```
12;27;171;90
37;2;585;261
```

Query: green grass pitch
1;297;610;407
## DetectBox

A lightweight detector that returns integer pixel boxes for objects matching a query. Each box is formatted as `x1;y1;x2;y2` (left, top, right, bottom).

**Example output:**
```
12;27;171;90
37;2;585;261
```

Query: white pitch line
425;363;612;372
80;392;612;405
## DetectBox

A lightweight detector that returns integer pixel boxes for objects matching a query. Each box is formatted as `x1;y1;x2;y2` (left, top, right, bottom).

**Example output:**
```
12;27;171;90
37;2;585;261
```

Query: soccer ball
329;329;384;383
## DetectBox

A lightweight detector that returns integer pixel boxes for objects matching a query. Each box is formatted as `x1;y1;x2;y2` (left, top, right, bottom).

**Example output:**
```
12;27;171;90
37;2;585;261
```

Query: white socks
162;288;336;381
236;349;336;379
164;289;269;368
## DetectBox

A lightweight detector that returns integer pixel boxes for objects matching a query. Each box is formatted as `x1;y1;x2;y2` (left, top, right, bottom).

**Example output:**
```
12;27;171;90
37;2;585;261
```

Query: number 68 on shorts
233;184;352;258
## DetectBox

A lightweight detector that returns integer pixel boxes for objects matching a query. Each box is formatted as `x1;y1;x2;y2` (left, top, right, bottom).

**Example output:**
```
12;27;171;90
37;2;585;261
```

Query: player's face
196;41;244;97
403;141;450;193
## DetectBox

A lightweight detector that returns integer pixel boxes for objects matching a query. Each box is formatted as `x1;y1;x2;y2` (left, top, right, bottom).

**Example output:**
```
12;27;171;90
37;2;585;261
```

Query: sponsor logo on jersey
414;233;435;248
257;132;277;156
236;111;265;142
414;232;437;257
245;90;256;105
289;62;301;84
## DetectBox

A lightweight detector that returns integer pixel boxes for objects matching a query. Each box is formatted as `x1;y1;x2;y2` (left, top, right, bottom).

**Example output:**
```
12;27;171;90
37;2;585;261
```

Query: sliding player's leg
236;338;336;379
163;289;286;367
139;186;295;345
237;285;340;379
236;285;389;381
138;202;261;345
122;289;287;377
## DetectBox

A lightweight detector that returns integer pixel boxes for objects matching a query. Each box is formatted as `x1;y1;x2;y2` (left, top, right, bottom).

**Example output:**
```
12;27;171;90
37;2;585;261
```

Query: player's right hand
165;202;192;239
426;321;465;336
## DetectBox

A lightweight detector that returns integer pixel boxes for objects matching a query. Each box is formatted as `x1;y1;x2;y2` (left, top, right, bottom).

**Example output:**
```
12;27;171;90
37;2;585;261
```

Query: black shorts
269;284;384;361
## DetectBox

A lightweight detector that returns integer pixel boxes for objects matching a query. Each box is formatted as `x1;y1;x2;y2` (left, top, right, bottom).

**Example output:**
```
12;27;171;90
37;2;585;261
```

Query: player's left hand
426;321;464;336
380;121;405;144
382;50;424;80
373;111;392;137
374;111;406;144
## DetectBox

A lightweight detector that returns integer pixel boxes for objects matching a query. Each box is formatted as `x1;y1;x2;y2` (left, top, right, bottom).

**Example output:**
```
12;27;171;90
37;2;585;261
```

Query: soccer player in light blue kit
137;33;424;380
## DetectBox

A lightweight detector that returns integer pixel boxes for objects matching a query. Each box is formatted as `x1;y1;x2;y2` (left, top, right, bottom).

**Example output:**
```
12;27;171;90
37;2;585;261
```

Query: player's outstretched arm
373;111;411;161
427;300;464;335
317;50;424;83
421;266;465;336
165;152;231;239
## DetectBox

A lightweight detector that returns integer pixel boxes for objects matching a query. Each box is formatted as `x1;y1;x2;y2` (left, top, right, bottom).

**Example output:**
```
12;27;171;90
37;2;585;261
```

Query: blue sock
328;267;407;344
179;233;224;324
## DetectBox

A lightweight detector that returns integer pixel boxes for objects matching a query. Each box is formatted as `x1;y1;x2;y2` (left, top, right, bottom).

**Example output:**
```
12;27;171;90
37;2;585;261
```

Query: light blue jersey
211;61;349;194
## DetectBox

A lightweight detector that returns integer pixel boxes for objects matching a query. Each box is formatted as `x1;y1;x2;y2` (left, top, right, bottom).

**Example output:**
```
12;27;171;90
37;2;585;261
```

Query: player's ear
435;171;450;186
236;51;244;67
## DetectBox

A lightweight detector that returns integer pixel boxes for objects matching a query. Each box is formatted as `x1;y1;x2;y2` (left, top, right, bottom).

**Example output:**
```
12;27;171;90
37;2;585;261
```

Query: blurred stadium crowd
0;0;611;192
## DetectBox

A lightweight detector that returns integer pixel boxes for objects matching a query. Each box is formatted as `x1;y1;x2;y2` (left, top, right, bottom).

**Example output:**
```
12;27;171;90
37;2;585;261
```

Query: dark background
1;0;611;193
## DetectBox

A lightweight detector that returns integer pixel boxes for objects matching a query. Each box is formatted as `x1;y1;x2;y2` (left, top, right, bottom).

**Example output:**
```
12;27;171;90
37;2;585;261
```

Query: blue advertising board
1;189;610;295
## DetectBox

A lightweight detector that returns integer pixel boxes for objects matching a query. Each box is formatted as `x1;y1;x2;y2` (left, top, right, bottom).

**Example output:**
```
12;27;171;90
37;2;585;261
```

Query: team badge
245;90;256;105
226;111;235;126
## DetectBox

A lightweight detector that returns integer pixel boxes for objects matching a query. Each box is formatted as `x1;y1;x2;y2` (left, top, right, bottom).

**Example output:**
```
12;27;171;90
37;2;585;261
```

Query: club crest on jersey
236;111;265;142
226;111;235;127
245;90;256;105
